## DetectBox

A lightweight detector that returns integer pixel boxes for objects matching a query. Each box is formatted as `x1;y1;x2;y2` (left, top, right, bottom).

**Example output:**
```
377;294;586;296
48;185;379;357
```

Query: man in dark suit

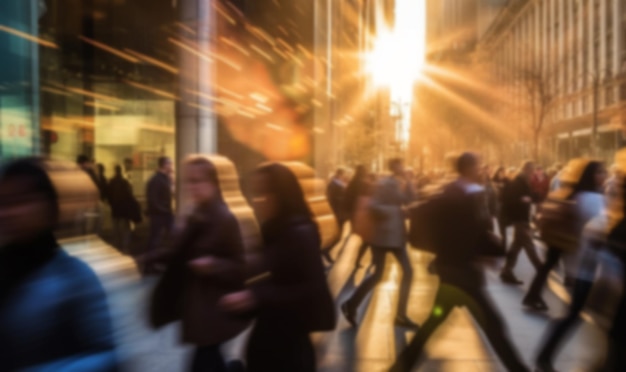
144;156;174;273
390;153;529;372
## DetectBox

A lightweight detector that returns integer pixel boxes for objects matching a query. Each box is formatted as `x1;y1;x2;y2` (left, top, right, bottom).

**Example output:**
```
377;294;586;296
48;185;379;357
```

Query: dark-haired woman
524;161;607;372
0;158;117;371
150;156;249;372
221;163;335;372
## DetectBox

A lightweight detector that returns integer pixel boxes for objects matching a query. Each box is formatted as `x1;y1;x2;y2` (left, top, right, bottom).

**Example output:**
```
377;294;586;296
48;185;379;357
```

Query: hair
571;161;604;197
255;163;314;222
114;165;123;177
76;155;90;165
0;158;59;225
185;156;224;203
492;166;506;182
97;163;104;173
158;156;170;169
521;160;534;172
335;168;345;177
388;158;403;171
456;152;479;175
345;165;368;215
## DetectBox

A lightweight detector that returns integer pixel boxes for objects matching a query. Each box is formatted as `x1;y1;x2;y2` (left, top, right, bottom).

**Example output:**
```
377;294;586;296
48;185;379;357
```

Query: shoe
341;302;357;327
500;271;523;285
395;315;420;330
522;296;549;312
535;359;558;372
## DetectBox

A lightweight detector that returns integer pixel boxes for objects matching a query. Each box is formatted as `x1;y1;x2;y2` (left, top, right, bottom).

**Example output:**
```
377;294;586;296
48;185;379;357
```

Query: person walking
390;153;530;372
220;163;335;372
96;163;109;203
144;156;174;274
529;162;607;371
341;158;418;329
0;158;118;371
108;165;142;253
492;167;511;248
500;161;543;285
150;156;249;372
324;168;348;262
523;160;606;312
344;165;375;268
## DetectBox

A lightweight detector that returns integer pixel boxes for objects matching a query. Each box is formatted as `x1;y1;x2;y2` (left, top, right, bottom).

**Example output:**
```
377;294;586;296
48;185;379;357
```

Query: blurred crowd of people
1;151;626;372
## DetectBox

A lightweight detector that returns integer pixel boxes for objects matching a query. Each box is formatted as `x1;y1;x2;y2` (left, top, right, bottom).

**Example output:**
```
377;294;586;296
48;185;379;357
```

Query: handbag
537;198;579;252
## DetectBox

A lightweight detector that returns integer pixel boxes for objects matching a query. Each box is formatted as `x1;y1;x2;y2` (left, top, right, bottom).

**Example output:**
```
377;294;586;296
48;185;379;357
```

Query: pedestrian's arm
189;216;246;285
369;182;395;218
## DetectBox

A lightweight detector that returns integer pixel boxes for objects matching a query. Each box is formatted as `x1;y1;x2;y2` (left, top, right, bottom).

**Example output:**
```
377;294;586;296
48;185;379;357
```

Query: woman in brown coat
150;156;249;372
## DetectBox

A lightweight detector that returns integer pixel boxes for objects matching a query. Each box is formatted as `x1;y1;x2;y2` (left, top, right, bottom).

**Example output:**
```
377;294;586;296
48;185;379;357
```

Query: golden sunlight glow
365;0;425;147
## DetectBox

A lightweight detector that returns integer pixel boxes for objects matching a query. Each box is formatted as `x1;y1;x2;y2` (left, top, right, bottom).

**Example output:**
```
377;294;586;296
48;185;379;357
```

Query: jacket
150;201;249;346
368;176;412;248
327;178;347;223
252;216;335;333
108;175;142;223
503;174;536;223
0;249;117;371
431;180;489;287
146;171;173;216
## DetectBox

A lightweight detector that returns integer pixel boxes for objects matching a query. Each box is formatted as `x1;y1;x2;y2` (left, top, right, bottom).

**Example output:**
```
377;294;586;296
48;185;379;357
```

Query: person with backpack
523;160;606;312
527;160;607;372
500;161;544;285
392;153;529;372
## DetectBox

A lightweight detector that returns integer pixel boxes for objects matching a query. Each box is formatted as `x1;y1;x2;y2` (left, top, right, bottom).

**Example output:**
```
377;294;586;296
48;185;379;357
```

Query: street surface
64;230;608;372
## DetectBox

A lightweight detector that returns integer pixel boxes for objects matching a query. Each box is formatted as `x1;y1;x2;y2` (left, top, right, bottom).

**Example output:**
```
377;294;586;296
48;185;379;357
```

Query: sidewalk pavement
62;232;608;372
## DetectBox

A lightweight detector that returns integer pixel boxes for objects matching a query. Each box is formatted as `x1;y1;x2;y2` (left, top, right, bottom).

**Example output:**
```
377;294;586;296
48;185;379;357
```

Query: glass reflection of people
144;156;174;274
220;163;335;372
77;154;99;191
341;158;418;329
96;163;109;203
390;153;529;372
150;156;249;372
108;165;141;253
0;158;117;371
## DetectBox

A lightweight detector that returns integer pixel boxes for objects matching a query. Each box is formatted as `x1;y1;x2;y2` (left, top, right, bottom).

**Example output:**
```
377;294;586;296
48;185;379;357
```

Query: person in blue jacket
0;158;118;372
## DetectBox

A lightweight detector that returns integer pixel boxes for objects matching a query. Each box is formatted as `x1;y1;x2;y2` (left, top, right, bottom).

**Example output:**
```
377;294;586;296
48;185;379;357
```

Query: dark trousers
537;279;593;364
191;344;225;372
603;255;626;371
354;241;370;267
526;246;562;300
503;222;542;272
392;281;528;372
147;214;173;254
346;246;413;318
247;319;315;372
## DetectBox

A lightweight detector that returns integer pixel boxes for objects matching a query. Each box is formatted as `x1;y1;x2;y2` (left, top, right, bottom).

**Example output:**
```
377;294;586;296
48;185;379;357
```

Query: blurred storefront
1;0;363;202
